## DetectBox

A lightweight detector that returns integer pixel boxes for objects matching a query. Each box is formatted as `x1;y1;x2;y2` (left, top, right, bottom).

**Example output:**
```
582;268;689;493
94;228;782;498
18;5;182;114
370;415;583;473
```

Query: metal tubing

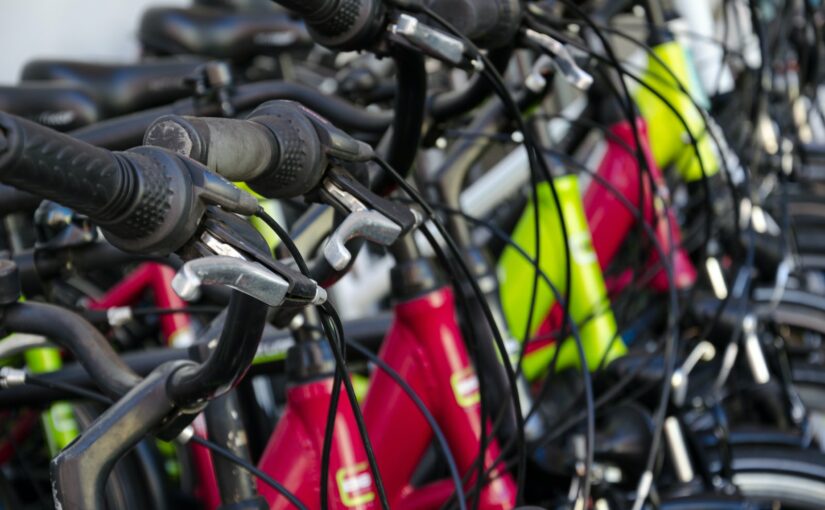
168;291;274;404
3;302;140;399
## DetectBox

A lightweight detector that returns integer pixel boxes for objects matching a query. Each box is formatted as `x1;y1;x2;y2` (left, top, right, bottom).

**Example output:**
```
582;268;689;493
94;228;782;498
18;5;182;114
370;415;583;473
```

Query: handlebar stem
51;361;190;510
167;290;268;406
3;301;141;399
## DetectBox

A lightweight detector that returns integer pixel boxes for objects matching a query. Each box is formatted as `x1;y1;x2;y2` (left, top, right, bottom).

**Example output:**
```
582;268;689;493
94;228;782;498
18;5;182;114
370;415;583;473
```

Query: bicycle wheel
730;447;825;509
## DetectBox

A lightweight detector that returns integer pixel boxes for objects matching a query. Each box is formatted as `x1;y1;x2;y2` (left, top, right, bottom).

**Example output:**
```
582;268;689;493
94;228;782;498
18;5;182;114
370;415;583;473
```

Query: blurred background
0;0;188;82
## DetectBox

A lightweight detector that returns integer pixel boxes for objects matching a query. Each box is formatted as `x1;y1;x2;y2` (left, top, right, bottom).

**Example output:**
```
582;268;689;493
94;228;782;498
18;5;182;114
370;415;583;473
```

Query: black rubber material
0;112;209;255
0;112;131;220
21;58;203;117
425;0;522;49
139;6;311;62
246;102;326;198
273;0;385;50
70;80;392;150
0;82;100;131
143;103;326;199
0;183;41;214
0;113;169;240
3;301;141;399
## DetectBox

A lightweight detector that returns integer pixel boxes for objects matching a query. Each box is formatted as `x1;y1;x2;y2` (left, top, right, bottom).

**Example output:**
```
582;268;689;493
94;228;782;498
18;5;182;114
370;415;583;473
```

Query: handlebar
167;291;268;404
424;0;522;49
271;0;387;50
70;80;393;151
3;301;141;399
0;112;258;255
273;0;522;50
145;99;373;198
0;183;41;214
146;101;326;198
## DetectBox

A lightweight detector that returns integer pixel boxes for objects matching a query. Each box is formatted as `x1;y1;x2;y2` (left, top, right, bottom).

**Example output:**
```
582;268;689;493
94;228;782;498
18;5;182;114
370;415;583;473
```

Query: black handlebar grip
246;102;328;199
0;112;137;224
0;112;203;255
271;0;385;50
425;0;522;49
145;114;280;182
145;101;327;200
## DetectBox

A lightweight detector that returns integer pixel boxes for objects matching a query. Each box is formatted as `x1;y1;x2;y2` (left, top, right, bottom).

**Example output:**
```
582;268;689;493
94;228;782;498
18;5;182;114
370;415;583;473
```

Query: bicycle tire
730;447;825;509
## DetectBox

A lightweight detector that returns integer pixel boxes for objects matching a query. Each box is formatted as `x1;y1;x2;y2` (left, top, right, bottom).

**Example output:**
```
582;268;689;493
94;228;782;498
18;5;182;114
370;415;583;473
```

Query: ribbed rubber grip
425;0;522;49
272;0;334;20
245;102;326;199
0;112;126;218
144;103;325;199
144;114;278;182
273;0;383;50
0;112;171;242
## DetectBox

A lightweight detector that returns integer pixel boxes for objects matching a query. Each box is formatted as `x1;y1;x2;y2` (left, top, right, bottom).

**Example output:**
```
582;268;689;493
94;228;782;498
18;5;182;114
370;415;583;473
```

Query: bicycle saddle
20;58;203;118
138;7;311;64
0;83;99;131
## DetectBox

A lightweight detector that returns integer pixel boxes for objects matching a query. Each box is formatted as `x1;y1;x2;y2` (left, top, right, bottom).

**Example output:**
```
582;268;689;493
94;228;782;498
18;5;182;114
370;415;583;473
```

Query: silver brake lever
524;28;593;91
742;314;770;385
172;256;301;307
671;340;716;407
324;210;402;270
321;180;415;270
388;13;466;66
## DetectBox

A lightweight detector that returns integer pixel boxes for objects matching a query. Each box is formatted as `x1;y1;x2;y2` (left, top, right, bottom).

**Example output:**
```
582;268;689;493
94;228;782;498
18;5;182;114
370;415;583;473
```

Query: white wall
0;0;188;83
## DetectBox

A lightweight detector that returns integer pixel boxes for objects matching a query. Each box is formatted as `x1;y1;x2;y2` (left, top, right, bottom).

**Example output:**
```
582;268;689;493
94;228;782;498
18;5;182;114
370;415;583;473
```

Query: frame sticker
451;367;481;407
336;462;375;507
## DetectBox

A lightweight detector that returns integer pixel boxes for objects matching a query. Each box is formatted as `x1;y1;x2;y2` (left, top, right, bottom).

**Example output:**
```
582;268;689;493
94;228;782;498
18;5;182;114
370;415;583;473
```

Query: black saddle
138;7;311;64
0;83;99;131
20;58;203;117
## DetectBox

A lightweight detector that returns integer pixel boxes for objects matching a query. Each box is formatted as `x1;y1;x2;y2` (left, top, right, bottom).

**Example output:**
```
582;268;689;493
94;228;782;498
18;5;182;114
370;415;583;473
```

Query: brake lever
387;13;468;67
323;210;403;270
172;256;324;307
523;28;593;91
318;169;421;270
671;341;716;407
184;208;326;305
322;167;418;231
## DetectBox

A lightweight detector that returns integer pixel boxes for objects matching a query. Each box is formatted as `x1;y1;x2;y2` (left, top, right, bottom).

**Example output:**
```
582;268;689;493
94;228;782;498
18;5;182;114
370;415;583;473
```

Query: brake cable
254;208;389;510
373;153;541;506
430;197;675;506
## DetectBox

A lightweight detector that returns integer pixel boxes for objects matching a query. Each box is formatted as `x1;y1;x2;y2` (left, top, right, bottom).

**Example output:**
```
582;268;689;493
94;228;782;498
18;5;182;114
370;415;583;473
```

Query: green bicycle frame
24;345;79;454
634;39;719;182
498;175;625;380
3;296;80;454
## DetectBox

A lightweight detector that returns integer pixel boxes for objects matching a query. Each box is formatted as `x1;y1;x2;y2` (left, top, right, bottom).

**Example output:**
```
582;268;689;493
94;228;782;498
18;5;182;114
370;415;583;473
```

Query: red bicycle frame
88;262;194;348
258;286;517;510
584;117;697;293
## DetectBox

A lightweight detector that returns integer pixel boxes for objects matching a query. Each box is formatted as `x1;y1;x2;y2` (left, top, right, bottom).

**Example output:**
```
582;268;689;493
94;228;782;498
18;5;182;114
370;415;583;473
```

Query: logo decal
451;367;480;407
569;230;597;265
336;462;375;507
